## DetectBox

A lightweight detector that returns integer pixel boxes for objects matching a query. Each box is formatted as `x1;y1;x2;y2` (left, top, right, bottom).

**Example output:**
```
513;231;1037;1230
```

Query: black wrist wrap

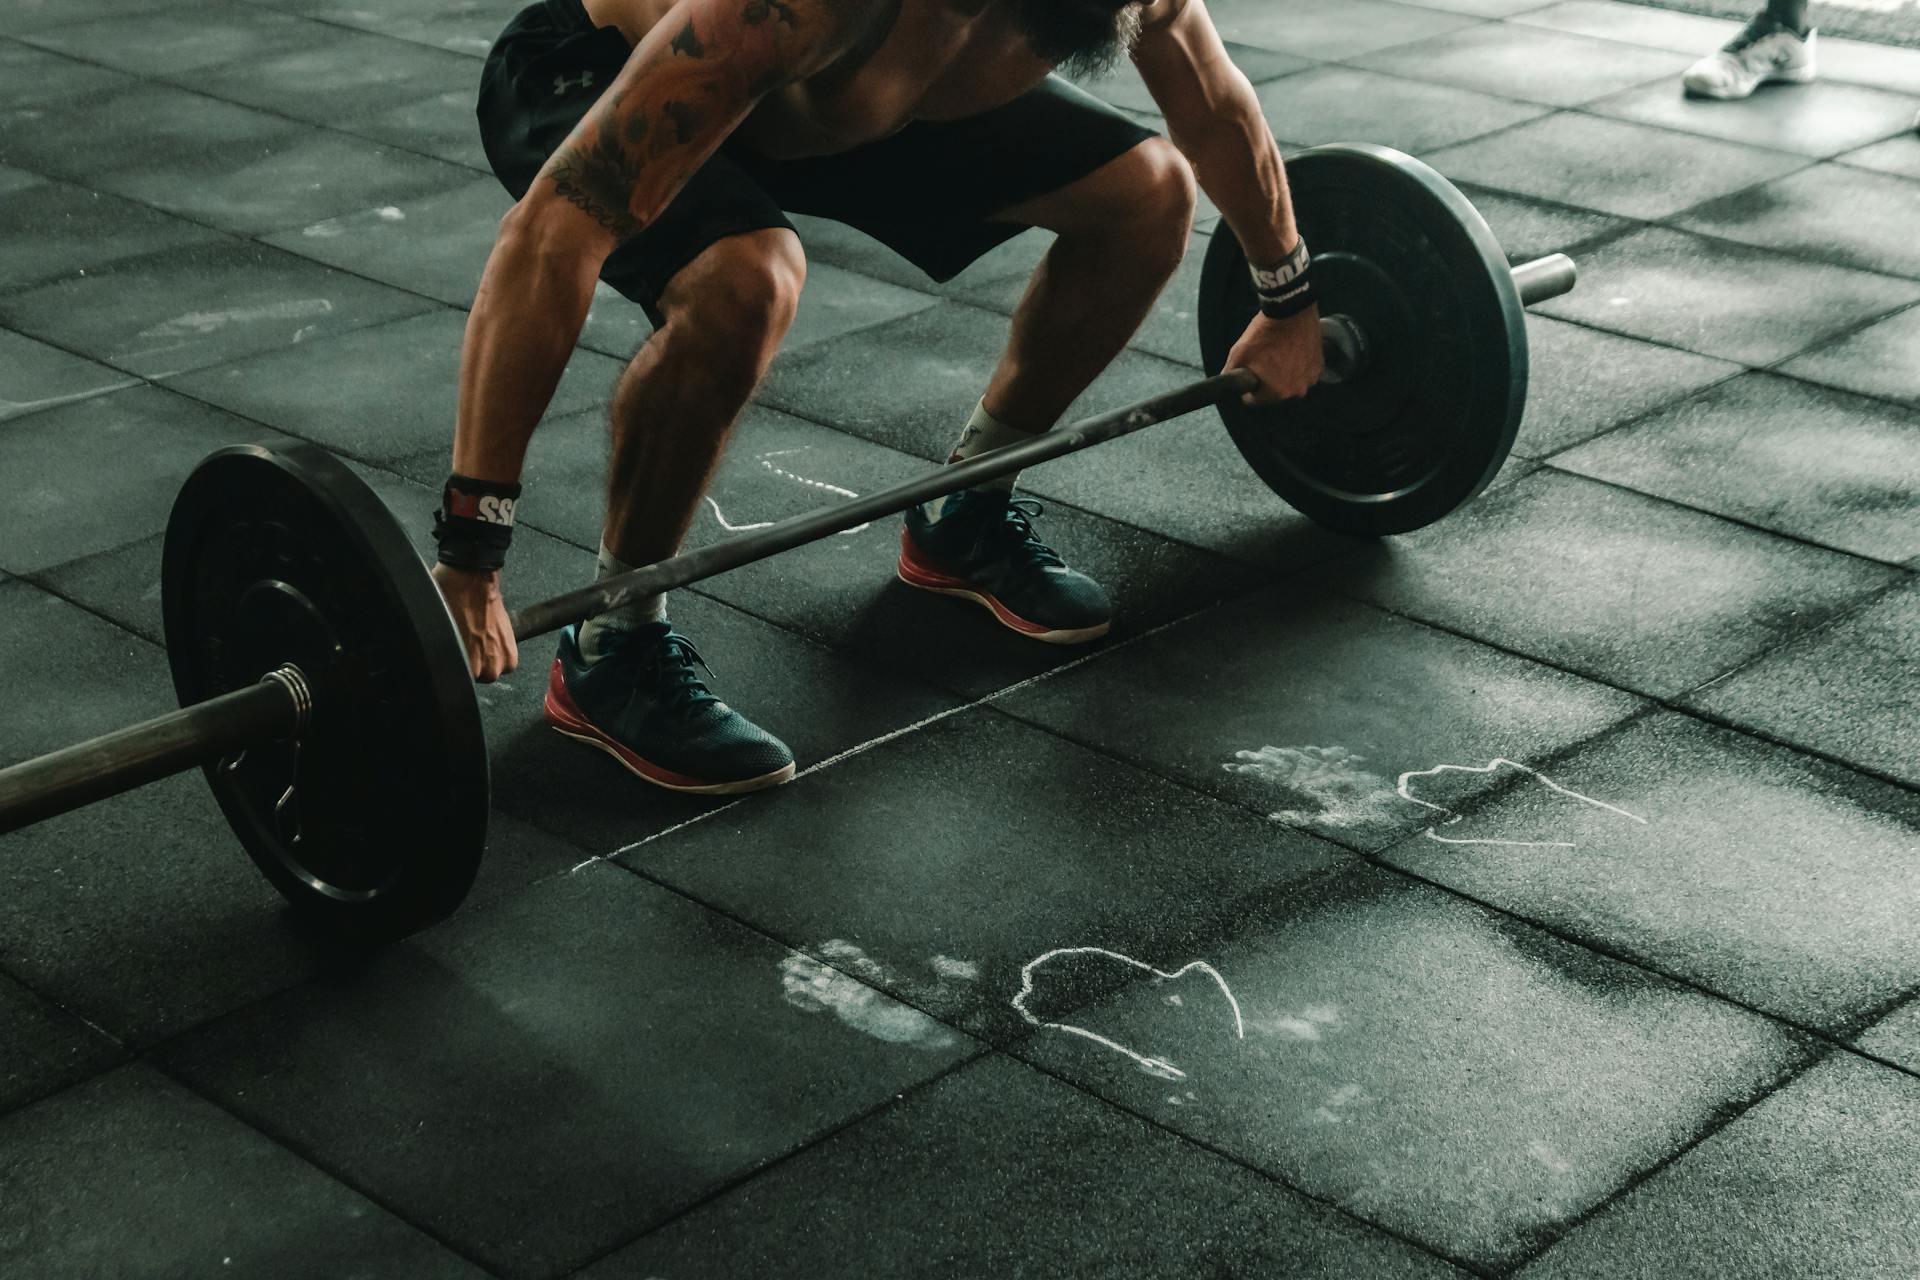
433;474;521;573
1251;238;1316;320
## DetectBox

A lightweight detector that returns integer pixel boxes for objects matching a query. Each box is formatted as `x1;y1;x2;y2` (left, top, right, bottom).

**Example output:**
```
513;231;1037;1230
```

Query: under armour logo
553;71;596;96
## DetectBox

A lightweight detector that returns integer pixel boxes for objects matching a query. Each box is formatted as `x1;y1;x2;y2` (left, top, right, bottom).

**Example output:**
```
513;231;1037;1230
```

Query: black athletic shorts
477;0;1157;321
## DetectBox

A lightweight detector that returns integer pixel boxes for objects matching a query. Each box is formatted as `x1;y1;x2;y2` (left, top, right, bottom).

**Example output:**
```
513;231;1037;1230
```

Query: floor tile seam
1532;461;1920;572
1670;568;1919;696
146;1056;518;1280
1497;1043;1839;1275
584;593;1249;869
1323;584;1920;798
0;0;237;41
1519;362;1751;466
748;395;1306;579
1644;200;1920;286
5;1;448;74
1358;838;1920;1080
1322;52;1682;118
551;1045;996;1277
1560;100;1912;165
1;41;493;194
1000;1051;1498;1279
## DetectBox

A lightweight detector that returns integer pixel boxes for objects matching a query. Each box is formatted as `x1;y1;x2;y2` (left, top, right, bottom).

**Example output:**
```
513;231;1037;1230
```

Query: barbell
0;144;1577;941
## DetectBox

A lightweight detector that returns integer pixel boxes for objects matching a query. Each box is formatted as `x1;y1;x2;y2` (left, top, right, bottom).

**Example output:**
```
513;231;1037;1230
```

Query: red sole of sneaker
542;664;796;796
895;533;1111;646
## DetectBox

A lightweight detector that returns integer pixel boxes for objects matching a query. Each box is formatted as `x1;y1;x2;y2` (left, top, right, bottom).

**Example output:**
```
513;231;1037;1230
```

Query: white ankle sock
929;400;1039;522
578;542;666;663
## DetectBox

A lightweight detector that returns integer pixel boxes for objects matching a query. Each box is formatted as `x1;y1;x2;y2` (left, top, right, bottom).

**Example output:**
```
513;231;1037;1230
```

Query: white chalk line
703;449;870;538
567;610;1195;875
1014;947;1245;1081
1396;758;1647;849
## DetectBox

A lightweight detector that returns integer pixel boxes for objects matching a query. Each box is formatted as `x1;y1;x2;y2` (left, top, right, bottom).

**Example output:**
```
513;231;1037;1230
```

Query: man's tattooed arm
534;0;871;245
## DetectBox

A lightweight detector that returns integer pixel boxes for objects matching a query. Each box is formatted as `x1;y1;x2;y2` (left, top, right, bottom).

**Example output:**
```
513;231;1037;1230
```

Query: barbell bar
0;144;1577;940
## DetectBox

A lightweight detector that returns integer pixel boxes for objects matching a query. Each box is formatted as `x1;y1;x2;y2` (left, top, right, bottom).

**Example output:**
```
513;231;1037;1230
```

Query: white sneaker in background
1682;17;1817;100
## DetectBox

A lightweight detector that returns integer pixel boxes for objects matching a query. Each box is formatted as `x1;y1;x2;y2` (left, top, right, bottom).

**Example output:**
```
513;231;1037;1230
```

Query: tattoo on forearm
670;19;706;57
662;100;702;145
742;0;798;28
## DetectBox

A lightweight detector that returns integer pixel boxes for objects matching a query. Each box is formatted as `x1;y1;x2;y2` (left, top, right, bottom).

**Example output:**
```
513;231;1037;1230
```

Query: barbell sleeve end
1511;253;1578;308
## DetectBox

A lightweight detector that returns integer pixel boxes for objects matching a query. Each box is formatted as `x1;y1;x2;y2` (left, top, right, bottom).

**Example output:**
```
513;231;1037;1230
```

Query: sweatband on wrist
433;473;521;572
1250;238;1316;320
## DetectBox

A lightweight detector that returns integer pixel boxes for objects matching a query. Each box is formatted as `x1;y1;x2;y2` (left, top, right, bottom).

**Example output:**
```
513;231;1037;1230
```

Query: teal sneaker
543;622;796;794
898;492;1111;644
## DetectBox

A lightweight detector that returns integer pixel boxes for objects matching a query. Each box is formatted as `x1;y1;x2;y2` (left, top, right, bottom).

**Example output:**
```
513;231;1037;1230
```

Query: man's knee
665;229;806;369
1110;138;1197;270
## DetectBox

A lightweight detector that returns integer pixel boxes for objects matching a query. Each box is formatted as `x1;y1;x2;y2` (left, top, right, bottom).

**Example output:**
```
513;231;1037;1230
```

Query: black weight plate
1198;144;1527;535
162;443;487;941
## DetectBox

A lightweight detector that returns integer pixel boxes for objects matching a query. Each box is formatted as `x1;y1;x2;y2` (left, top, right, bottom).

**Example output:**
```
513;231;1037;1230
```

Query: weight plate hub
1199;143;1528;536
162;443;488;939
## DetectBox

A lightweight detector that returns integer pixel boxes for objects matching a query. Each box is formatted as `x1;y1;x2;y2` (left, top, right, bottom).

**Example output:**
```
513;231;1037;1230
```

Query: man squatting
433;0;1324;792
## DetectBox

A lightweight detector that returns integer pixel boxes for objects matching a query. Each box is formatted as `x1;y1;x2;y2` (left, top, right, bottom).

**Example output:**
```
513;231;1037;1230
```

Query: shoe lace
995;498;1066;570
1725;13;1790;53
642;632;722;715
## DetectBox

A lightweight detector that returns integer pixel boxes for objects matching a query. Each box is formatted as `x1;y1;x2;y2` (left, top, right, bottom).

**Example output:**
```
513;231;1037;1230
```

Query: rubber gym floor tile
1586;78;1920;160
1381;711;1920;1034
1204;0;1485;61
190;26;481;127
1685;578;1920;790
0;970;122;1115
0;581;174;770
336;85;496;173
1513;315;1741;459
1858;1001;1920;1075
787;214;1053;302
155;865;978;1280
1816;36;1920;95
782;262;946;354
1015;863;1811;1272
0;0;194;36
1514;1053;1920;1279
1839;135;1920;183
0;328;140;423
0;385;295;576
1554;373;1920;563
261;178;512;308
1353;24;1694;108
998;586;1642;849
1677;164;1920;280
0;179;229;294
758;300;1211;464
1327;469;1903;699
0;80;304;190
1454;185;1636;264
625;708;1342;1043
256;0;522;60
1531;226;1920;366
1779;304;1920;407
0;36;136;109
0;165;38;196
0;1065;491;1279
18;4;326;79
166;310;624;465
961;228;1212;371
0;239;438;380
113;131;482;238
1253;67;1552;155
1427;114;1807;222
1398;0;1553;17
581;1055;1466;1280
1506;0;1739;52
